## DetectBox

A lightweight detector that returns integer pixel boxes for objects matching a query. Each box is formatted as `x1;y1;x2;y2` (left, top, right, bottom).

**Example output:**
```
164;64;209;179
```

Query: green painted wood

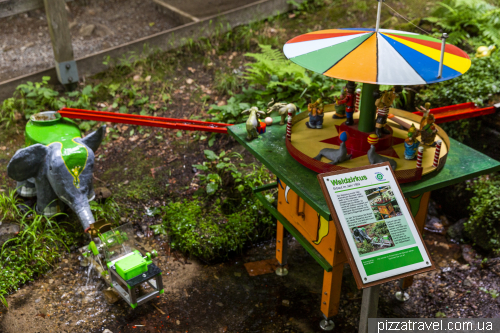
253;182;278;193
254;192;332;272
291;33;373;74
228;118;500;219
358;83;378;132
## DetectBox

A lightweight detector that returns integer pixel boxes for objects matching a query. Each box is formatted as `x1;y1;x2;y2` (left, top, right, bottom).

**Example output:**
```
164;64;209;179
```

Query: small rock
145;75;151;82
95;187;112;201
0;223;20;247
459;264;469;271
463;278;473;287
176;320;180;325
186;78;194;85
20;42;34;52
216;302;223;307
79;24;95;37
448;290;456;298
103;288;120;304
282;299;290;306
103;329;113;333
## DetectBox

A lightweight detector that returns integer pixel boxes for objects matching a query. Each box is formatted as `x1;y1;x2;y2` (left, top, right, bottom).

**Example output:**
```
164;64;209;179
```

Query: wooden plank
43;0;73;63
153;0;199;25
254;192;333;272
0;0;72;19
0;0;305;101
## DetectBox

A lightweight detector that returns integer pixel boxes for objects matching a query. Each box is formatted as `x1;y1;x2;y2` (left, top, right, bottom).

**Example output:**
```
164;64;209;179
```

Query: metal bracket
55;60;79;85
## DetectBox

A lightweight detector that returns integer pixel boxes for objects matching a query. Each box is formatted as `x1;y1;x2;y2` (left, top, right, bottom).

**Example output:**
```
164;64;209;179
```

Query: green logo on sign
376;173;384;180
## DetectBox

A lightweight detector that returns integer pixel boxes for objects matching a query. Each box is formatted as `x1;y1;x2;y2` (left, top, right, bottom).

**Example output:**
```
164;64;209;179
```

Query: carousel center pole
358;83;379;133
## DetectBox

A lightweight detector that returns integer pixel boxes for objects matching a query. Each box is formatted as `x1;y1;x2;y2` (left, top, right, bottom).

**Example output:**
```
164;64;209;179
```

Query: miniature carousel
281;13;471;183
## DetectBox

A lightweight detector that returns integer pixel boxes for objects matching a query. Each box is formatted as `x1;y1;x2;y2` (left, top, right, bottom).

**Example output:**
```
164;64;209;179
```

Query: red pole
433;140;442;168
416;146;424;169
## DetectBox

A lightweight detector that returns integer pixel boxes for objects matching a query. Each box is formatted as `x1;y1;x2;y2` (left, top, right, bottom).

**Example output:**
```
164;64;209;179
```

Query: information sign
317;162;435;288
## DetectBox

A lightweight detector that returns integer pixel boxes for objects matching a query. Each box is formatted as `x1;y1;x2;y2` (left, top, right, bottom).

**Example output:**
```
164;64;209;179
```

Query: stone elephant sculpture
7;111;105;232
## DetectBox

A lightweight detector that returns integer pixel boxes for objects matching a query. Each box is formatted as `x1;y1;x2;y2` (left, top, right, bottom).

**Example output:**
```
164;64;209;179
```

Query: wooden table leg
320;263;344;319
276;221;289;276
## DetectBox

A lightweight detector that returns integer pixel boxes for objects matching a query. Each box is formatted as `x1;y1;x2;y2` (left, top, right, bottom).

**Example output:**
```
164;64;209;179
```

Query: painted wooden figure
306;98;324;129
335;81;356;125
332;86;347;119
404;124;420;160
375;88;398;138
418;103;438;146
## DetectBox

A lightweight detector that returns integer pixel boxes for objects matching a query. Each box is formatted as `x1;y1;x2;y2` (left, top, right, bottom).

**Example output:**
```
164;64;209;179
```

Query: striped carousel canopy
283;28;471;85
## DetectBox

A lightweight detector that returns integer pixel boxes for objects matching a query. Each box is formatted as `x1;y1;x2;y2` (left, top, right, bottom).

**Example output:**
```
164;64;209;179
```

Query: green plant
162;199;273;261
372;221;390;235
214;69;243;95
425;0;500;47
358;239;374;255
0;201;81;309
0;187;23;222
480;287;500;299
208;44;344;124
193;150;243;195
90;198;121;226
464;175;500;253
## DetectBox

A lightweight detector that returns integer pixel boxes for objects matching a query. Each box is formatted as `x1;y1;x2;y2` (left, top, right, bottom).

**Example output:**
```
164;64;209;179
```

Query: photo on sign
365;185;402;221
350;221;395;255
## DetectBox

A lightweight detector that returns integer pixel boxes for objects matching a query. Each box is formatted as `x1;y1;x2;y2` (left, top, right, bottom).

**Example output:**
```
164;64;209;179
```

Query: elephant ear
7;144;49;181
79;125;106;152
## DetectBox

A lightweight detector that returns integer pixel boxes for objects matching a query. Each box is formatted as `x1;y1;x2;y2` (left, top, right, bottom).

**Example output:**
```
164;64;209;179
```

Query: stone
103;330;113;333
0;223;20;247
447;218;467;242
79;24;95;37
282;299;290;306
103;288;120;304
463;278;473;287
95;187;112;201
216;302;223;307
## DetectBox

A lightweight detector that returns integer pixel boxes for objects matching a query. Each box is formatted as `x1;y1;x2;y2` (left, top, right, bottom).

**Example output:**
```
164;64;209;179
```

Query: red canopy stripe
286;32;365;44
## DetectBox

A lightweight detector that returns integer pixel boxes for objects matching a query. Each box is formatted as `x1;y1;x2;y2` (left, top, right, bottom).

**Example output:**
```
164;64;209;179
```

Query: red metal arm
58;108;233;134
413;102;497;124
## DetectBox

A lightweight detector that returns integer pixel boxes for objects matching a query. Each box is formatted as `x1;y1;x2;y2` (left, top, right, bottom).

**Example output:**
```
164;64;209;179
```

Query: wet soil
0;0;177;82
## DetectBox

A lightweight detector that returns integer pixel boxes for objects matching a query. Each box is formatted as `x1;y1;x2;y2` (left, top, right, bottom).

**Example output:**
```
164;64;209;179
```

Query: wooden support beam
43;0;78;84
0;0;72;19
153;0;199;25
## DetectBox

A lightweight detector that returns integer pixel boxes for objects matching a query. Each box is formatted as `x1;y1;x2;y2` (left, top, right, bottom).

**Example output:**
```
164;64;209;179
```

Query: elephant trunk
74;202;95;232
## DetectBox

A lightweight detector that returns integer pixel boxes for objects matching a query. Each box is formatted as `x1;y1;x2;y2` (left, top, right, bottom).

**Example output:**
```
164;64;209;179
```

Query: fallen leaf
133;75;141;81
186;78;194;84
145;75;151;82
188;67;196;73
288;13;296;19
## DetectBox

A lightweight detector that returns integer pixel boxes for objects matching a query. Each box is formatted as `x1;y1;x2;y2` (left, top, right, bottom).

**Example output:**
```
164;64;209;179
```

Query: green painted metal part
114;250;151;281
88;241;99;256
130;303;138;309
358;83;378;133
227;116;500;221
25;114;87;188
159;289;164;294
254;192;332;272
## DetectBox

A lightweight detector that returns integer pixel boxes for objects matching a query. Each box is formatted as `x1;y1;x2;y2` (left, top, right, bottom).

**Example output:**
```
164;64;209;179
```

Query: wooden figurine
313;131;351;164
375;87;398;138
306;98;325;129
242;106;266;141
266;99;297;125
367;134;397;170
335;81;356;125
404;124;420;160
418;103;438;146
332;86;347;119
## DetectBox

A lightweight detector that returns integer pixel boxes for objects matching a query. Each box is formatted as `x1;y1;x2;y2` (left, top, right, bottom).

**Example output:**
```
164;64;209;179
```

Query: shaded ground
0;0;177;82
2;223;500;333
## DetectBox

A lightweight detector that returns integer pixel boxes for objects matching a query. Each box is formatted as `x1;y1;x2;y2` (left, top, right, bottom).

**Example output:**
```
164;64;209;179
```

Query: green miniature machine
81;223;163;309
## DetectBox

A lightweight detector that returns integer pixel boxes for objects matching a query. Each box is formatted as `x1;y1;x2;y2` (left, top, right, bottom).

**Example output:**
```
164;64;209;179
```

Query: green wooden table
228;117;500;326
228;117;500;221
